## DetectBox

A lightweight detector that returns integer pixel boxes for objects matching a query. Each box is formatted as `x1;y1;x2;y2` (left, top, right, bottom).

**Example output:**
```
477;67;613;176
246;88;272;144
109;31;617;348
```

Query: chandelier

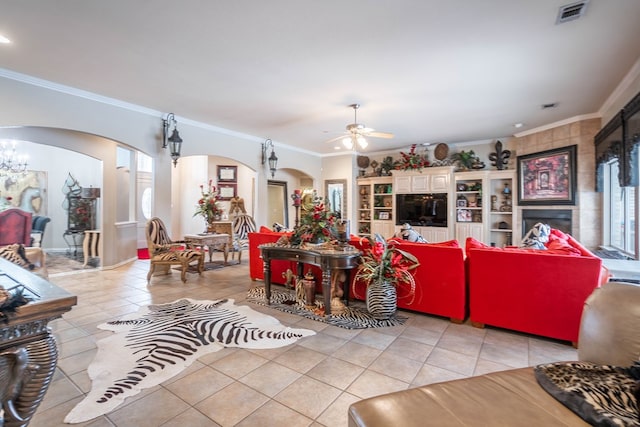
0;140;28;174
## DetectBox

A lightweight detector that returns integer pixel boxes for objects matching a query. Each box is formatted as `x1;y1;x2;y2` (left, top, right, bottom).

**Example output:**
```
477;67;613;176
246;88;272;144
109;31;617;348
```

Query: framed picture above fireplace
517;145;576;205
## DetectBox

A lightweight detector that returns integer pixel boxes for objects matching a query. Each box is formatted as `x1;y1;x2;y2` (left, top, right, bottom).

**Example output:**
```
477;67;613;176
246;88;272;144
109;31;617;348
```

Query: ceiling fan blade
366;131;394;139
324;134;349;144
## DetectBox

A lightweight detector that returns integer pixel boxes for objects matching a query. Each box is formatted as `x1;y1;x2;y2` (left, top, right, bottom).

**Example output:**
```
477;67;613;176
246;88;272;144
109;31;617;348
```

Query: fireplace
522;209;572;236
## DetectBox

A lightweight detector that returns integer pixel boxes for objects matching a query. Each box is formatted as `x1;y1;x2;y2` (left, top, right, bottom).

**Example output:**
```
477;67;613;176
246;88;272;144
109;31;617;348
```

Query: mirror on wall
267;180;289;228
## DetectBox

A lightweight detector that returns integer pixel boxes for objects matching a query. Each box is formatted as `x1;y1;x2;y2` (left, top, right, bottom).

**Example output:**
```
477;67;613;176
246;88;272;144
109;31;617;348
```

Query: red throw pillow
546;239;582;256
427;239;460;248
465;237;492;253
259;226;274;233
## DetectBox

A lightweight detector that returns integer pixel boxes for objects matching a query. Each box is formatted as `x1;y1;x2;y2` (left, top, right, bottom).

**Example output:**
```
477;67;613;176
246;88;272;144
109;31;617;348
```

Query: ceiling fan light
357;136;368;149
342;137;353;149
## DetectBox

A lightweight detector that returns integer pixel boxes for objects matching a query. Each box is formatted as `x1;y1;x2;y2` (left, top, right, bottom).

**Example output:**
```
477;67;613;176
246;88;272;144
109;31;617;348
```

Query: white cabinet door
394;176;412;193
430;227;451;243
455;223;484;248
372;221;396;239
412;175;429;192
430;173;450;192
417;226;451;243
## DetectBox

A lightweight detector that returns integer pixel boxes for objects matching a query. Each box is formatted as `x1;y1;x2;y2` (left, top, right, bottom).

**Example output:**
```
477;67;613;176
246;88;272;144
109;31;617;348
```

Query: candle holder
291;189;302;228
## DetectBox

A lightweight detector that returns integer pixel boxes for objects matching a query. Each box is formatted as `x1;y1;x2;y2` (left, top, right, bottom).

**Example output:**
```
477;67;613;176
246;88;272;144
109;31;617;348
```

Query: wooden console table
259;244;360;315
0;258;77;427
184;233;230;264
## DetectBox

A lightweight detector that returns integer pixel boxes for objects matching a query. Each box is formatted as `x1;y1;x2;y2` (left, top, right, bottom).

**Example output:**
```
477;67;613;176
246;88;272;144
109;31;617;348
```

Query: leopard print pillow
535;361;640;426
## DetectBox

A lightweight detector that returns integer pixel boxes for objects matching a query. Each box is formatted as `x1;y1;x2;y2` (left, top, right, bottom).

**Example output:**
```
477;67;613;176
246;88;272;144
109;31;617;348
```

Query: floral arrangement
394;144;429;171
194;179;223;223
354;234;420;303
291;195;338;245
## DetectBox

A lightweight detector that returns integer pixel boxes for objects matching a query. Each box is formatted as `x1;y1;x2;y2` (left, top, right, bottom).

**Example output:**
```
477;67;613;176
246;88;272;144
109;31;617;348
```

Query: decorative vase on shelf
366;281;397;320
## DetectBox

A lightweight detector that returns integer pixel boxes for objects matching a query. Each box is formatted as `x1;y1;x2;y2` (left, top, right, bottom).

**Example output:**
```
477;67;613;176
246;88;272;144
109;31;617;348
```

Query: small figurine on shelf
491;195;498;211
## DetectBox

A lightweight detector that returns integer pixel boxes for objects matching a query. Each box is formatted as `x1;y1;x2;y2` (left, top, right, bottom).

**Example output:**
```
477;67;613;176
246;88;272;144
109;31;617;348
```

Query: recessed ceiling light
0;34;11;44
514;123;524;129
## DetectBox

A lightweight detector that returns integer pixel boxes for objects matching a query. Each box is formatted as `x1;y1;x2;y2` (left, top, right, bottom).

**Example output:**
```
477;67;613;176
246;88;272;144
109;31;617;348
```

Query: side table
62;230;85;257
184;233;230;264
0;257;77;427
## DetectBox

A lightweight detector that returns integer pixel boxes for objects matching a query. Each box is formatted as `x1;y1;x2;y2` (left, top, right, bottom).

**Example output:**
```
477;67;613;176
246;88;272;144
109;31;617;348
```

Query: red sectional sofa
248;230;467;322
466;233;609;344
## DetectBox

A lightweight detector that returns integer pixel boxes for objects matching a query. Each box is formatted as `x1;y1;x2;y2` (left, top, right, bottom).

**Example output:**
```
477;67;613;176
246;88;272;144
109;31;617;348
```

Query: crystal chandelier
0;140;28;174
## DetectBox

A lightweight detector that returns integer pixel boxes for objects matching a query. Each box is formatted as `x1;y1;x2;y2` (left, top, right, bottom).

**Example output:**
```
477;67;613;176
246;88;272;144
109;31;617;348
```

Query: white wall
0;74;323;266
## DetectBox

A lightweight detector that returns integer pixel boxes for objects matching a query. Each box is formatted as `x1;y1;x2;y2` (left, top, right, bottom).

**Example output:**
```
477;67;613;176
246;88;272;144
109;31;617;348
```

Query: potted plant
451;150;480;171
354;234;420;319
290;195;338;246
194;179;223;231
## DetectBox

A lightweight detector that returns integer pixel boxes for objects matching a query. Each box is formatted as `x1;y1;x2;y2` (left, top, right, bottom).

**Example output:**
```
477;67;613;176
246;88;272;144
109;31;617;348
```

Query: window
606;159;637;256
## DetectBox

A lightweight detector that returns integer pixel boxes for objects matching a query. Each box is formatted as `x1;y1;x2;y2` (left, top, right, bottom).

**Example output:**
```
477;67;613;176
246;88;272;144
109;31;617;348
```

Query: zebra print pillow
535;361;640;426
0;244;34;270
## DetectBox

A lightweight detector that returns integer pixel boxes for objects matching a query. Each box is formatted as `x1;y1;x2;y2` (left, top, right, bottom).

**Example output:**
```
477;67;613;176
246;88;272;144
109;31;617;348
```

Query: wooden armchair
145;217;204;283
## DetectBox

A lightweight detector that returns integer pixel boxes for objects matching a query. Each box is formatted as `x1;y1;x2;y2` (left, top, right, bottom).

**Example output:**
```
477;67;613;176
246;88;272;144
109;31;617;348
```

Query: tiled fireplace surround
514;118;601;248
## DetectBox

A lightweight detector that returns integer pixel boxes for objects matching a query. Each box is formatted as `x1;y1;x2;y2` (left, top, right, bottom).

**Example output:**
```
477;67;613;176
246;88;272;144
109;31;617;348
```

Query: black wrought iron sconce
162;113;183;167
261;138;278;178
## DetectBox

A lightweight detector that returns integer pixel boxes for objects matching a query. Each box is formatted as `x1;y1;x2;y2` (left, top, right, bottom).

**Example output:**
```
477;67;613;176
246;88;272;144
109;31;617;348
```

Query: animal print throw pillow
520;222;551;250
0;244;34;270
535;361;640;426
397;223;428;243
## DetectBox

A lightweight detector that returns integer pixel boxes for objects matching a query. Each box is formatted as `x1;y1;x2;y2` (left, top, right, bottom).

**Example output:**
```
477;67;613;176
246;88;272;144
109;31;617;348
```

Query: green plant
451;150;478;170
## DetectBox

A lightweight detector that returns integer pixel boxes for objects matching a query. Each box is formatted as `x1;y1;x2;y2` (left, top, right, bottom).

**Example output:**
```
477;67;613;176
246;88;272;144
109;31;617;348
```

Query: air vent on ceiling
542;102;559;109
556;1;589;24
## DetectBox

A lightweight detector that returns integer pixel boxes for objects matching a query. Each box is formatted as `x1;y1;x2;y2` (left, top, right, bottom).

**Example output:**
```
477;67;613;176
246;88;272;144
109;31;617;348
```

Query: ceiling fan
326;104;394;150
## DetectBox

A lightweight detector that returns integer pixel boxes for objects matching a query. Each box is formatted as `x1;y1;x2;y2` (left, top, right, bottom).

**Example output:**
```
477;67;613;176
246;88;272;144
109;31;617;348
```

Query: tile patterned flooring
30;259;577;427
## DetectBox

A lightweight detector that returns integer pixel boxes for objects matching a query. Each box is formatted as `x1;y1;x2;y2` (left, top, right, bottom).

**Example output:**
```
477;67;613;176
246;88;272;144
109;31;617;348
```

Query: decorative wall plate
434;143;449;160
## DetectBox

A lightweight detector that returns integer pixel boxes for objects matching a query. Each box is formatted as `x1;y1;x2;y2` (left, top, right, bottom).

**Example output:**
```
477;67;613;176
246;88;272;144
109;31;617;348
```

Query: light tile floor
30;259;577;427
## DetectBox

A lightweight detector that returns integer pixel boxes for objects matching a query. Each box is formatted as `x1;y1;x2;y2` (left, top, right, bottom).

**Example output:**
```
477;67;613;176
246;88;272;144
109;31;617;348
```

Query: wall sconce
261;138;278;178
162;113;183;167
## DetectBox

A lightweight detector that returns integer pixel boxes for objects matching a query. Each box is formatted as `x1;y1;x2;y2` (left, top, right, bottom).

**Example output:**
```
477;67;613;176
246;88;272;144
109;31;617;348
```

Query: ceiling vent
556;1;589;24
542;102;559;109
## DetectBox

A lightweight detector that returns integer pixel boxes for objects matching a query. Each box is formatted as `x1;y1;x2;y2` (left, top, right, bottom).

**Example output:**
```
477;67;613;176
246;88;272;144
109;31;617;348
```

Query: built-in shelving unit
356;176;394;238
454;169;518;248
488;170;516;247
454;172;485;244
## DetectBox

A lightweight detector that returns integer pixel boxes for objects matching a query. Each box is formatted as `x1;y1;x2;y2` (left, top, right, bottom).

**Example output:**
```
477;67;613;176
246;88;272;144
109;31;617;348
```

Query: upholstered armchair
145;217;204;283
230;214;256;264
0;208;32;246
31;215;51;247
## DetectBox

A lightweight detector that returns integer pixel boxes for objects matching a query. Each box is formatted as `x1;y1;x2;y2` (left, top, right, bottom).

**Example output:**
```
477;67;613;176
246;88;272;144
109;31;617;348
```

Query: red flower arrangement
291;196;338;244
394;144;429;171
354;234;420;303
194;179;223;223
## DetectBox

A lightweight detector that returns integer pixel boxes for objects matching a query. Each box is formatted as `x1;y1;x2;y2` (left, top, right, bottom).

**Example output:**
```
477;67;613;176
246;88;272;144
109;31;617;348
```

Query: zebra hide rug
64;298;315;424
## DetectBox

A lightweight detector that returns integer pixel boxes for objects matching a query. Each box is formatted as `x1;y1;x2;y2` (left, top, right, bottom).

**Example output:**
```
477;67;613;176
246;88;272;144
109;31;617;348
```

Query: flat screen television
395;193;448;227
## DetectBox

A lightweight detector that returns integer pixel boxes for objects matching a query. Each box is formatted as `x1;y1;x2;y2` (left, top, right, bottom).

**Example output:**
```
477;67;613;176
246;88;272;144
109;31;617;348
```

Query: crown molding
513;113;601;137
599;57;640;115
0;67;321;156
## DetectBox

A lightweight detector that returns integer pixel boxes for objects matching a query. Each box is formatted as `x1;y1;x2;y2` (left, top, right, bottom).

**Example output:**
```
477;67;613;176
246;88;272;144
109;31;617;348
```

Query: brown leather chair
0;208;32;246
348;282;640;427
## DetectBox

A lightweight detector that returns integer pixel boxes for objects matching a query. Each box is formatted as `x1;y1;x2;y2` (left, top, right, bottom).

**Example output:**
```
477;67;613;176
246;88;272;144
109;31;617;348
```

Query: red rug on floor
137;248;149;259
